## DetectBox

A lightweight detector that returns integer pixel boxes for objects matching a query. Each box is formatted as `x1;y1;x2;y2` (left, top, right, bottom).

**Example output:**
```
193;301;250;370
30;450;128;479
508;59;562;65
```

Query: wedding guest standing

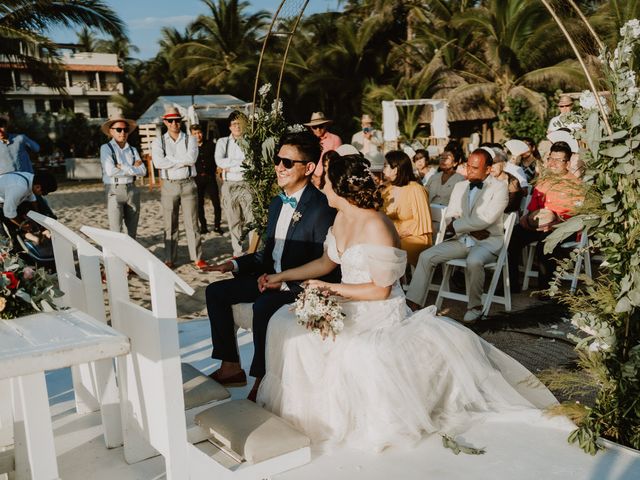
382;150;432;267
152;106;205;270
425;151;465;205
190;124;222;235
99;114;146;239
216;111;254;256
0;115;39;174
350;113;383;160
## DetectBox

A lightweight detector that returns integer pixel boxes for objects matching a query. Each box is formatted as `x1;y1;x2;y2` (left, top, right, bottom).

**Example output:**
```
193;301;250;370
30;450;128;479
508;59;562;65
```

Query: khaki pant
160;178;202;263
221;180;254;257
105;183;140;239
406;240;497;310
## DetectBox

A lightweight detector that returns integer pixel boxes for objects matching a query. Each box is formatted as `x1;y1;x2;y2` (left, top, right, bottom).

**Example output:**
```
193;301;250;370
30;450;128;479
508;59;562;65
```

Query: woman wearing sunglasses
99;114;147;240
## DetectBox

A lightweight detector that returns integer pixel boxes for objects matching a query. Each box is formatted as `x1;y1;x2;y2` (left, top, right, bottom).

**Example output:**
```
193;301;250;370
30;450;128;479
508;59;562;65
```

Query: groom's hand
201;261;234;273
258;273;282;292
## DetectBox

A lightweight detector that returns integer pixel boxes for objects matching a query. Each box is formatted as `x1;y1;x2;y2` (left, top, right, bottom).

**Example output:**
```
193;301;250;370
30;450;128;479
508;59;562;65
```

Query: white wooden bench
27;211;123;447
0;309;129;480
81;226;310;479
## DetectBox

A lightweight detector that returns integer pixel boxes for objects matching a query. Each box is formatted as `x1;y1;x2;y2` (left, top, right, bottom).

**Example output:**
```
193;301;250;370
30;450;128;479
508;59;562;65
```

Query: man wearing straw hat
304;112;342;186
547;94;581;133
152;106;206;270
100;114;147;239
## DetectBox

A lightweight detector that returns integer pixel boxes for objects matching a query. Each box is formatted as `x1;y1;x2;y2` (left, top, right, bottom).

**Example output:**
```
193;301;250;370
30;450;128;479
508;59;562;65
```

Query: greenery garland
238;83;290;236
544;19;640;453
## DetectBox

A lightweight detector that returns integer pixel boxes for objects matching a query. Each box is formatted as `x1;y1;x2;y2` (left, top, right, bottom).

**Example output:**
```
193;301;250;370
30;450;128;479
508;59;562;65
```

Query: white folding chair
436;212;518;316
430;203;447;241
522;226;591;293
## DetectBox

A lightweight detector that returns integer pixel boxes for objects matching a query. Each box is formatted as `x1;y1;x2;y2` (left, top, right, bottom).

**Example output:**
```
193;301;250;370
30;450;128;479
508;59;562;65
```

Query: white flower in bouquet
293;286;345;341
271;99;283;116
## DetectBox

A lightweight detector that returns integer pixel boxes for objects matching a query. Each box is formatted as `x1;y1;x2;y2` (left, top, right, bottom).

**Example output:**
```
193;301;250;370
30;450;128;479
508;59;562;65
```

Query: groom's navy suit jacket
234;184;340;292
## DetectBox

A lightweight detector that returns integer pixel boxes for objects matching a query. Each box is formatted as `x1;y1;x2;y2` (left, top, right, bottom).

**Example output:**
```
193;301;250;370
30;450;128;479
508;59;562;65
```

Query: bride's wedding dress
258;229;561;451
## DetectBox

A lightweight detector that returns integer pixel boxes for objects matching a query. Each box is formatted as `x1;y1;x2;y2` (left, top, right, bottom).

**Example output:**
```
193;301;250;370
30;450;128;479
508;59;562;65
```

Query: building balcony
2;81;123;96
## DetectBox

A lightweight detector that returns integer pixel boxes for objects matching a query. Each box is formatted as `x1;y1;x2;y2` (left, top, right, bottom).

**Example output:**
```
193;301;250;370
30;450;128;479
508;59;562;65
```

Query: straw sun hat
304;112;332;127
101;114;137;136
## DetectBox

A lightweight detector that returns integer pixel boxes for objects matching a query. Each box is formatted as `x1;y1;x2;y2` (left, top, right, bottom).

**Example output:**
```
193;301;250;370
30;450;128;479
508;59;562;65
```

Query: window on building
0;70;12;89
62;99;74;112
89;99;108;118
7;100;24;114
49;98;62;113
35;99;46;112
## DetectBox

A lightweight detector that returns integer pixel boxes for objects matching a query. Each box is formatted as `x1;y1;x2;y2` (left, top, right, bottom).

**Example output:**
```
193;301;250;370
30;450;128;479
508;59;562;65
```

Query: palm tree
448;0;588;119
0;0;125;89
76;27;97;52
175;0;269;97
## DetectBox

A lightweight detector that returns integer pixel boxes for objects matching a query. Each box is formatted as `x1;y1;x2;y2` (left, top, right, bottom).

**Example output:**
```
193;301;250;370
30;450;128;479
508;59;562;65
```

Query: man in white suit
406;149;509;324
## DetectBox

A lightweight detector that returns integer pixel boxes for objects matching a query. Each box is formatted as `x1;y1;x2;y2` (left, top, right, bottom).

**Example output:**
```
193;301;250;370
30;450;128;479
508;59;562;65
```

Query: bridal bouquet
293;286;345;341
0;240;61;319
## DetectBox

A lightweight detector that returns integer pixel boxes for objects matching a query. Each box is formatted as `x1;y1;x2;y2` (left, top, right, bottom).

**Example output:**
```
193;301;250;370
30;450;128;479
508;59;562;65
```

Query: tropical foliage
543;19;640;452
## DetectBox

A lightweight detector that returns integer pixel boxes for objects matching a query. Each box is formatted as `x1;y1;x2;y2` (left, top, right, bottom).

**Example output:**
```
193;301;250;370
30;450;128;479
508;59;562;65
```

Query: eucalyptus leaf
600;145;630;158
628;290;640;306
615;296;632;313
602;130;628;140
441;434;486;455
543;217;584;254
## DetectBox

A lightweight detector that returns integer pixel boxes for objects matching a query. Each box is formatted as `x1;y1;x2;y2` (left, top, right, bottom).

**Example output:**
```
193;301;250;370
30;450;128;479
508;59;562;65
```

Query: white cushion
195;399;310;464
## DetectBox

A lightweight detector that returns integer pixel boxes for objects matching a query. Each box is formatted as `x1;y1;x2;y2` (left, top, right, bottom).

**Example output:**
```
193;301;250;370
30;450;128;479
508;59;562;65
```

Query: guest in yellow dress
382;150;432;267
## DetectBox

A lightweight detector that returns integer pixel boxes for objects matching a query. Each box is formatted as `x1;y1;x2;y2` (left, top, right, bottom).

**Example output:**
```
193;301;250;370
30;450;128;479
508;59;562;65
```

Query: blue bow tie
469;181;484;190
279;192;298;208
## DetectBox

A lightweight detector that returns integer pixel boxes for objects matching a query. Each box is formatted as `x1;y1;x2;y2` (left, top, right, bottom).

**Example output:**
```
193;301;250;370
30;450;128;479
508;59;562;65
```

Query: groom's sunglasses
273;155;309;169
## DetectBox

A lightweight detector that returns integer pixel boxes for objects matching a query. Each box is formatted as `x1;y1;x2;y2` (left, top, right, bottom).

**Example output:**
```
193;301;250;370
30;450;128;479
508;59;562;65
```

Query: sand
47;180;237;320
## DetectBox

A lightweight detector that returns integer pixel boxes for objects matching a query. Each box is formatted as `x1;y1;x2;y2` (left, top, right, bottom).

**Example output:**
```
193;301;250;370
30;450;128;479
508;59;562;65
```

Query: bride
257;153;560;452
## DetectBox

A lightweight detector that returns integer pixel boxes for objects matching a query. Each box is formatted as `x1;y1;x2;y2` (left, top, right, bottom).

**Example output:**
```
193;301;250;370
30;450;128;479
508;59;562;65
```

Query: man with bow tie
203;131;339;400
406;149;508;324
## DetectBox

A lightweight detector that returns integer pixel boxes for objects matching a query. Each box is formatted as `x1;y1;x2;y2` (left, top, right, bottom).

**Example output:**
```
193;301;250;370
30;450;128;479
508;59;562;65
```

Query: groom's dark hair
278;131;321;165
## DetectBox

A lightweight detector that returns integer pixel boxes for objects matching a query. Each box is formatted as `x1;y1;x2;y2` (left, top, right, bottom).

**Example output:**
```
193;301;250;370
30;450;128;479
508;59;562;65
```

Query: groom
204;131;338;400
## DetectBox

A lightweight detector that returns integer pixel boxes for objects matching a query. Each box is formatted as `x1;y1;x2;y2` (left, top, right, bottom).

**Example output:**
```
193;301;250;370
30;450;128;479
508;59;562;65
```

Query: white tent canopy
382;99;450;142
136;94;251;125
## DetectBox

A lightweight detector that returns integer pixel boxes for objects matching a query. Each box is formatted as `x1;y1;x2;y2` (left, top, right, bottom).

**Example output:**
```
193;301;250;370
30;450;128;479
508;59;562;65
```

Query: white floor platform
44;319;640;480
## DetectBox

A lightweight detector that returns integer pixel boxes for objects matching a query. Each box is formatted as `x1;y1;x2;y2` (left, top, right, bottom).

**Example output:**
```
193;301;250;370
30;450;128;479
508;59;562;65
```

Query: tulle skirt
258;300;559;452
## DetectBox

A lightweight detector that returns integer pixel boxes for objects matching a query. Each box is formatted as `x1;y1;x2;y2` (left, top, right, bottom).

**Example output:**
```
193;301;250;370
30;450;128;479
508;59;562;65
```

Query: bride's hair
325;153;382;210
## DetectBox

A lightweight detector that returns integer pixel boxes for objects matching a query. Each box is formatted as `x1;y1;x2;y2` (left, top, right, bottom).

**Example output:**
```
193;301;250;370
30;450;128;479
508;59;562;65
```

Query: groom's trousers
206;275;297;378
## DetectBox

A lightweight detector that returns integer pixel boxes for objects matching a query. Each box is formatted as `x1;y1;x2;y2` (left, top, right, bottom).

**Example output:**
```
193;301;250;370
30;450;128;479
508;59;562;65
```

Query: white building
0;47;123;121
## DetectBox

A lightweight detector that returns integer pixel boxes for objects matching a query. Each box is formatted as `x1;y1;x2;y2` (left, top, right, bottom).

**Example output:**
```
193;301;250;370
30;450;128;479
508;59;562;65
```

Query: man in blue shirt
0;115;39;174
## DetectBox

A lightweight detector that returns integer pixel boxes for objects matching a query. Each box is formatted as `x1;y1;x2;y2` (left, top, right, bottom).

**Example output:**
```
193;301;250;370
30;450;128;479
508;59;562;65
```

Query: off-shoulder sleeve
365;245;407;287
324;228;341;264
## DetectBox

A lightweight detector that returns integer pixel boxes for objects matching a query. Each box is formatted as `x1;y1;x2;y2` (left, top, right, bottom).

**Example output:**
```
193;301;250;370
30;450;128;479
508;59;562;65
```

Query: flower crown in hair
347;173;371;185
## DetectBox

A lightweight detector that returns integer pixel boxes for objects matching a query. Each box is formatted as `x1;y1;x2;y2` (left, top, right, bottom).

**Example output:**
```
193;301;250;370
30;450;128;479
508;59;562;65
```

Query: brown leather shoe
164;260;176;269
209;369;247;387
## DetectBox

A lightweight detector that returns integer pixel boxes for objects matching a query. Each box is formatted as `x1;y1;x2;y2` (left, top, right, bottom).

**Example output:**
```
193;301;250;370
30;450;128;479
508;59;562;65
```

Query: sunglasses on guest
111;127;128;133
310;125;327;130
273;155;309;169
164;118;181;124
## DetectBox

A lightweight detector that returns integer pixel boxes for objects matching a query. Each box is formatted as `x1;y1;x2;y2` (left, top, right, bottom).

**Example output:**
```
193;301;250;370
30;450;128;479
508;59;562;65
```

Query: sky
51;0;341;60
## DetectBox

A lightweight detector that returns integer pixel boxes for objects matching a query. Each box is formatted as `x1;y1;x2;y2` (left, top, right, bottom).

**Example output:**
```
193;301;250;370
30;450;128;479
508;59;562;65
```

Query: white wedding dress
258;229;560;452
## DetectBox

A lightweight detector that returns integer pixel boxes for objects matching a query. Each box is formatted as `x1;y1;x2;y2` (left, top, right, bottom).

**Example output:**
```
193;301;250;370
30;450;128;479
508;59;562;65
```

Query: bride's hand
304;279;340;296
258;273;283;292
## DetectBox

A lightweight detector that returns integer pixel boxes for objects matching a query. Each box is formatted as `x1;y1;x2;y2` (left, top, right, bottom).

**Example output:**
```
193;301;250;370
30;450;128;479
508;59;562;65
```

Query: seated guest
485;144;528;190
490;153;523;213
507;141;584;293
203;131;339;401
547;129;585;179
382;150;432;267
426;151;465;205
406;149;508;324
412;148;437;186
520;137;542;182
